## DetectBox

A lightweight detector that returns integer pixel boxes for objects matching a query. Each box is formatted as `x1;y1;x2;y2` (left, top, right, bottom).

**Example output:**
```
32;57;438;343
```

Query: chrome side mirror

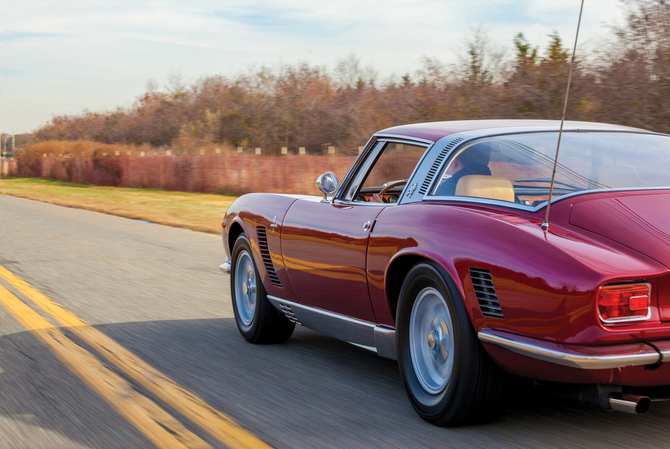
316;172;338;202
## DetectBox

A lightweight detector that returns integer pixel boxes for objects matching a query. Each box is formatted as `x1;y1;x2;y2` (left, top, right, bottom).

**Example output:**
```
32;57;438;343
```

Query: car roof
376;120;644;142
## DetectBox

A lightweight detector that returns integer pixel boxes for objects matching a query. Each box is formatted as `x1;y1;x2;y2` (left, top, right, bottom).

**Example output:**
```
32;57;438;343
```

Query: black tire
230;234;295;343
396;262;511;426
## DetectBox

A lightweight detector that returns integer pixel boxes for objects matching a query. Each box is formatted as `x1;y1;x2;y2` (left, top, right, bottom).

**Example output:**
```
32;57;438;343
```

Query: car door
281;139;430;322
280;200;384;321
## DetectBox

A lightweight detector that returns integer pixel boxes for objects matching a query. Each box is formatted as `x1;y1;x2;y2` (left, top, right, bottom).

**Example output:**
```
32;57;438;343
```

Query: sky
0;0;625;134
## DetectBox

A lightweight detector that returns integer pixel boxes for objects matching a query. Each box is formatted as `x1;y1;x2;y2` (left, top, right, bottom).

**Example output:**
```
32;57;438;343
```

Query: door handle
363;221;371;231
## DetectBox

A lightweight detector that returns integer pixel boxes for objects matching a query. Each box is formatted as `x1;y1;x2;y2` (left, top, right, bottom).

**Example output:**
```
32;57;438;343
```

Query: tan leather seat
455;175;515;202
590;165;641;188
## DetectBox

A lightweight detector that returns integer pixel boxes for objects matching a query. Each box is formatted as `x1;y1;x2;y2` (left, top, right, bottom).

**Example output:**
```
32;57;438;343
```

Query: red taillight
598;283;651;323
222;221;226;229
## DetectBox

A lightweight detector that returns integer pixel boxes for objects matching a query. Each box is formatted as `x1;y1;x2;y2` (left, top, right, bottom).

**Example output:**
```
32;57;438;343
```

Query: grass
0;177;237;234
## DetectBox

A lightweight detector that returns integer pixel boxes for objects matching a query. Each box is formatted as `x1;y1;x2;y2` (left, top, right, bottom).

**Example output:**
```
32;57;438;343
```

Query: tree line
30;0;670;156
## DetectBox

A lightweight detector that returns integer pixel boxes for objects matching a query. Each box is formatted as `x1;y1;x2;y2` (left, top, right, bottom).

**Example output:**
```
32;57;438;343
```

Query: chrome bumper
479;329;668;370
219;262;231;274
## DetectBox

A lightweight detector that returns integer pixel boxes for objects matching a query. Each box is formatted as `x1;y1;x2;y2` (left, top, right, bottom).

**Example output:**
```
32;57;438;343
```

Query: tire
230;234;295;344
396;262;511;426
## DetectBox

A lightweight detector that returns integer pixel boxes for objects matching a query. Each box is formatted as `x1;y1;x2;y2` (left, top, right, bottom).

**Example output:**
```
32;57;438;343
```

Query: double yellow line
0;265;270;449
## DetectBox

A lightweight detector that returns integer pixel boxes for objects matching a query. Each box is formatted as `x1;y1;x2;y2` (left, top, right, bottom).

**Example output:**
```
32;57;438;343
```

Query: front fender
223;193;309;301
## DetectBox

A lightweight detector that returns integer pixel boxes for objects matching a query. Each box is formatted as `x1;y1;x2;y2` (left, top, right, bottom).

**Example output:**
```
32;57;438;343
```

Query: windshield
430;131;670;206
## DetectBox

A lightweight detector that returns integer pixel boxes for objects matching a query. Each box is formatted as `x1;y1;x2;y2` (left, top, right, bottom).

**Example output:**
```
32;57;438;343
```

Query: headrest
455;175;515;202
590;165;641;188
460;142;492;168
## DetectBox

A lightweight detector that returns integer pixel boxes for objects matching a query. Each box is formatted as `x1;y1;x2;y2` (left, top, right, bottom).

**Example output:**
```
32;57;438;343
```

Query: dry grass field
0;177;236;234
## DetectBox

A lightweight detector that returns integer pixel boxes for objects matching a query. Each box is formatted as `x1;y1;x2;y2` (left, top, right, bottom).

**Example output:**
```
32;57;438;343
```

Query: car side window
432;141;497;198
345;142;428;203
431;138;549;204
429;132;670;206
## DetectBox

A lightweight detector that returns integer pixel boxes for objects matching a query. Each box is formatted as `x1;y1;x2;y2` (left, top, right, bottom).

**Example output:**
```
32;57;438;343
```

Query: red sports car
220;120;670;426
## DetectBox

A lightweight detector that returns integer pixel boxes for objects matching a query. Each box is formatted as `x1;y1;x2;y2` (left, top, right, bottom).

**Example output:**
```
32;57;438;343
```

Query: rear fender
384;249;468;325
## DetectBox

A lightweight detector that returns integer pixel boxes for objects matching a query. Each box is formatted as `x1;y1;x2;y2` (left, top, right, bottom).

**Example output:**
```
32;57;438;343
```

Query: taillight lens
598;283;651;323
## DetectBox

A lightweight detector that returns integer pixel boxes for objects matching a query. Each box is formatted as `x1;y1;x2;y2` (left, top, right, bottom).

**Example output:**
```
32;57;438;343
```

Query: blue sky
1;0;623;134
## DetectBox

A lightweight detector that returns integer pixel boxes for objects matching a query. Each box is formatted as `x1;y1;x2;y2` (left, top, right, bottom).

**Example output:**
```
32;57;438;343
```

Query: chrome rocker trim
267;296;397;360
478;329;663;370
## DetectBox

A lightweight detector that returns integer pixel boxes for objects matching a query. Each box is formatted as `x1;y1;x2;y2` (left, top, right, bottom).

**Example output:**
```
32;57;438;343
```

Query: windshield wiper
514;178;583;190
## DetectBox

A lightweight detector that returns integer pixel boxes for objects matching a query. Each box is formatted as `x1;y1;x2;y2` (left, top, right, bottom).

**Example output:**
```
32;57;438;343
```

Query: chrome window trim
535;186;670;209
427;186;670;212
334;135;377;200
420;128;670;211
336;137;433;205
341;140;387;201
401;135;465;205
425;195;537;211
372;133;436;146
478;329;662;369
340;128;670;211
332;199;389;207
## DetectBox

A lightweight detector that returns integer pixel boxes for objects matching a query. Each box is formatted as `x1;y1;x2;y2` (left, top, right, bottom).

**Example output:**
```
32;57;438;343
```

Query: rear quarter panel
368;200;667;344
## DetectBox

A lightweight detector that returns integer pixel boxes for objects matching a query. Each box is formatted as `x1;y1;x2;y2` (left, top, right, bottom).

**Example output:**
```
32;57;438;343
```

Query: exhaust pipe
542;383;651;415
609;394;651;415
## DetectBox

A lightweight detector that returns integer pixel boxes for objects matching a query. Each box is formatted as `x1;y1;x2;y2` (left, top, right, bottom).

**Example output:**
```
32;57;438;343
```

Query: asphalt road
2;194;670;449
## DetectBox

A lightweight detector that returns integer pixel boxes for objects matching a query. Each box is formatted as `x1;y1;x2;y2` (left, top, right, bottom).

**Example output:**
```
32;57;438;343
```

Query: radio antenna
542;0;585;232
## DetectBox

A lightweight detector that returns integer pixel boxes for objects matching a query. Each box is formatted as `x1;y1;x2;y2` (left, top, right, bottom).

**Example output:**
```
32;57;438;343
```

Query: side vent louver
278;303;300;324
419;137;464;195
257;226;282;287
469;268;504;319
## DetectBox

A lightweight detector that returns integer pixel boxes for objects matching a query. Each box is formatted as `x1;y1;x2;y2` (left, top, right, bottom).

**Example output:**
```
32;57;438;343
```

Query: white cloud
0;0;625;133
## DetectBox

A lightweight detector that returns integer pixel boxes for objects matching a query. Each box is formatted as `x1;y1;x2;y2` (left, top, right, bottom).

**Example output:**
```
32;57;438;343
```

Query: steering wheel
379;179;409;196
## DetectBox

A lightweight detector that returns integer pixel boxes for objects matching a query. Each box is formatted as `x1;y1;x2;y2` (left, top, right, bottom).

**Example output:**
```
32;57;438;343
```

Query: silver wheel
231;234;295;343
409;287;455;394
234;249;257;327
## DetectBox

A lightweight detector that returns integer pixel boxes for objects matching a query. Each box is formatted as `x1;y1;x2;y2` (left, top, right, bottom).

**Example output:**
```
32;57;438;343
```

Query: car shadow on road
2;318;670;448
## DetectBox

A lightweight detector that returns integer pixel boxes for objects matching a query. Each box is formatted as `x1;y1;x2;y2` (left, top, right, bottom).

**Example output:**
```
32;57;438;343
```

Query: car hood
569;192;670;268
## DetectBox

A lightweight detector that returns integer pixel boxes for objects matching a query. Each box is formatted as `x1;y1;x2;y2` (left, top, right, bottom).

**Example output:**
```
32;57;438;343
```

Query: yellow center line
0;283;211;449
0;265;271;449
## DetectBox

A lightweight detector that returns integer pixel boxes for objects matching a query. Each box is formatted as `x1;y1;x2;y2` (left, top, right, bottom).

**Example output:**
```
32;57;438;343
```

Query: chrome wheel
234;249;257;327
409;287;454;394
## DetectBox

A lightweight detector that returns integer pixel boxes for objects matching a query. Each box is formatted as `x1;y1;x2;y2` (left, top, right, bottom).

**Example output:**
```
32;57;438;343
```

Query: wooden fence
7;155;358;195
